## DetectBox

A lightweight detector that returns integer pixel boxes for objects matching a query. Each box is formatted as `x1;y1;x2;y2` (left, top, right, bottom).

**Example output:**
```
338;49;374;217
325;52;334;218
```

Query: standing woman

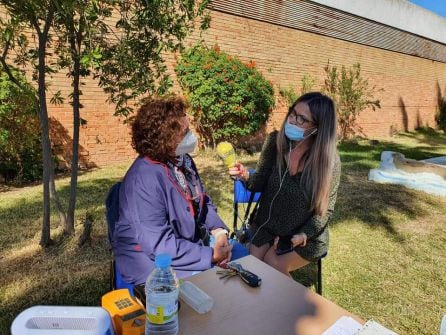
229;92;341;275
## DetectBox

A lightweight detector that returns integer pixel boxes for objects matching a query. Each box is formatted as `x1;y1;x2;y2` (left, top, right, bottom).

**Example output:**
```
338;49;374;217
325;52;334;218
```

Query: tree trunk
37;31;53;247
65;25;81;234
50;167;67;228
78;212;93;247
48;106;67;227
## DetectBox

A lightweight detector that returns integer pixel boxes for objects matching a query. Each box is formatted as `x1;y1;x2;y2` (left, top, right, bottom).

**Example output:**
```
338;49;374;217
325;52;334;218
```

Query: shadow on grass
293;134;446;289
397;128;446;148
291;262;320;291
339;139;444;163
0;177;122;251
0;207;112;334
336;138;445;243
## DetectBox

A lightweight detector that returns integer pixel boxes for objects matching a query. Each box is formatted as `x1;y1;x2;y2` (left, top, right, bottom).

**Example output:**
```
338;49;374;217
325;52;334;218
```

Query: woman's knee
250;243;269;260
264;252;289;275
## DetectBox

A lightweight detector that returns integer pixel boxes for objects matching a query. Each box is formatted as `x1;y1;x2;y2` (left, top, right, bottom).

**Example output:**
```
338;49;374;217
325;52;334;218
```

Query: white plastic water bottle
145;254;180;335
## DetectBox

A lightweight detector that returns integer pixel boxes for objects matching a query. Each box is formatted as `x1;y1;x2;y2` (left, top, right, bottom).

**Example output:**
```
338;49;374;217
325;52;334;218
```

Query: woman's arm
127;174;215;271
144;224;214;270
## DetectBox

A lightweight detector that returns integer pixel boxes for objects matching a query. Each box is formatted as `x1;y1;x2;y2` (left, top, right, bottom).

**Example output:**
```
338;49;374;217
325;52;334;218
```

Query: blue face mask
285;121;305;141
284;121;317;142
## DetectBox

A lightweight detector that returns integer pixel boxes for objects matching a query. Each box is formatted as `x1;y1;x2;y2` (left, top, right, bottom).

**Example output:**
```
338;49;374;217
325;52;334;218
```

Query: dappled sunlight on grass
0;162;132;332
327;218;446;334
335;172;432;242
336;134;446;245
396;128;446;148
1;244;40;263
0;230;111;331
327;131;446;333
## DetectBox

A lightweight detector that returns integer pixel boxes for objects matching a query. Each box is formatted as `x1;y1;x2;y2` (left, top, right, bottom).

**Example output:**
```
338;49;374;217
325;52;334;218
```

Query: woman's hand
211;232;233;264
228;163;249;181
291;233;307;248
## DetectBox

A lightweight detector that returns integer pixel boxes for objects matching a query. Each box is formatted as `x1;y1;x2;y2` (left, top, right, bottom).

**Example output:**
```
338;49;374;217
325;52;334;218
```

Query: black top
246;131;341;261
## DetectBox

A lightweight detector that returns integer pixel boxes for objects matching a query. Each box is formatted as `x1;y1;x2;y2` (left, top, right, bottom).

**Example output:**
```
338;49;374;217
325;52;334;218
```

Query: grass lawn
1;129;446;334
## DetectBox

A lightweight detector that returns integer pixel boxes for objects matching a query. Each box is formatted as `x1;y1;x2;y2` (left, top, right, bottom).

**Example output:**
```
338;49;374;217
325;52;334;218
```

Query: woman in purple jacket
112;96;236;285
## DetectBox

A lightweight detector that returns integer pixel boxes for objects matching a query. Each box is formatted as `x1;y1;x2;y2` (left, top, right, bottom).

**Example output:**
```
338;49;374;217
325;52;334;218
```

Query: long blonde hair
276;92;337;216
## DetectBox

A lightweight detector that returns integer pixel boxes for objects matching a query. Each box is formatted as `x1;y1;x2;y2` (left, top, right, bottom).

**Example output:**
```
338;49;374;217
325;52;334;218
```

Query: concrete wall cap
312;0;446;44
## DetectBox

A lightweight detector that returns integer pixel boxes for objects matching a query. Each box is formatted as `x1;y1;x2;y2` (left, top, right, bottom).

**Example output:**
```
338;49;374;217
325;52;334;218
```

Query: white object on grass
368;151;446;196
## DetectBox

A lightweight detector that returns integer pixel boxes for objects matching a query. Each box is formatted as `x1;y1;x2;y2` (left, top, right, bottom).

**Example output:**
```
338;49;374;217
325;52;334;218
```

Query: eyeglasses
288;111;313;127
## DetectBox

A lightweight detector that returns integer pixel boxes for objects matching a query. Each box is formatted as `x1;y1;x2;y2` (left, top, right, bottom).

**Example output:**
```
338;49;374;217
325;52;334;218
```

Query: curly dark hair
132;96;188;162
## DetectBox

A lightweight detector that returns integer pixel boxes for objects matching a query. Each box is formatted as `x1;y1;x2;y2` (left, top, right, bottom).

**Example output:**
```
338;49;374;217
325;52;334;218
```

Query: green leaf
3;28;12;42
80;55;90;65
50;91;64;105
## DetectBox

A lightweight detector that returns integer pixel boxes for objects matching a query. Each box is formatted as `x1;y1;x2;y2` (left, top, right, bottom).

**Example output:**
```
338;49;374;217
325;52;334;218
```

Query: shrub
0;70;42;184
175;43;275;146
279;74;316;107
323;62;382;140
279;87;298;108
435;84;446;132
301;74;316;96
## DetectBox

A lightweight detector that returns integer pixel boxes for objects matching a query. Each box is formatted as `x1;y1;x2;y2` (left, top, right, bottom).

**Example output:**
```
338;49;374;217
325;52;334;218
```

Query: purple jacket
112;156;227;285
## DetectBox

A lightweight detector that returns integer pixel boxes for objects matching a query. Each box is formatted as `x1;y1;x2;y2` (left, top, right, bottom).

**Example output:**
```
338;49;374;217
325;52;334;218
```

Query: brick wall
45;10;446;167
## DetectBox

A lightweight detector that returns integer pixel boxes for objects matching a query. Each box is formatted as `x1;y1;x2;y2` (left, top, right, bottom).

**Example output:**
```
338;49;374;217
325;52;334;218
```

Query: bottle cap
155;254;172;269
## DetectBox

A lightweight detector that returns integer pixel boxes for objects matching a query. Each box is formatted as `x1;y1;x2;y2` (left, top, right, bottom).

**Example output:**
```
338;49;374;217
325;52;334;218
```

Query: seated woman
112;96;243;285
229;92;341;276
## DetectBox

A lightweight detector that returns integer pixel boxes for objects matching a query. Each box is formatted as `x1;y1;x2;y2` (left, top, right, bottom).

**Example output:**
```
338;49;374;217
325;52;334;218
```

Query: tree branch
43;3;54;37
0;40;29;93
28;9;42;36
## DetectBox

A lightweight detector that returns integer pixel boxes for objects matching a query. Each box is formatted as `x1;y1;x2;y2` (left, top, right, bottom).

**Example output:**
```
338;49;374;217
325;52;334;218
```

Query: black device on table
226;263;262;287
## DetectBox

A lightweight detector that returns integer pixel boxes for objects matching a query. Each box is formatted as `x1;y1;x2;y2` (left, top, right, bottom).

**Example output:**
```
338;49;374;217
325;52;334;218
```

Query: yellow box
102;289;145;335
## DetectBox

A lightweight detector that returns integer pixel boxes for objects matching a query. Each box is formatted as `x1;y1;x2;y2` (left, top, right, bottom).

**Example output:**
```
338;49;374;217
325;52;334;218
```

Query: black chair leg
317;258;322;295
110;259;116;291
233;203;238;233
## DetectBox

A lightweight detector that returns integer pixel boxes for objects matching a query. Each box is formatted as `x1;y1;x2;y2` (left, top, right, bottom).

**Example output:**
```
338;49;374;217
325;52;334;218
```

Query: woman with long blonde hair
229;92;340;275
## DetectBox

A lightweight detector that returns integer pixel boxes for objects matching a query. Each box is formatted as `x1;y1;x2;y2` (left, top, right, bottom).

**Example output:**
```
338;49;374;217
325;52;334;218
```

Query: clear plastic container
179;281;214;314
145;254;180;335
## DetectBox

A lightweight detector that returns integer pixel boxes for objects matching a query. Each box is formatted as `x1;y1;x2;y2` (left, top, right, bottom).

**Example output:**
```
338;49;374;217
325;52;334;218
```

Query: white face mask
175;130;198;156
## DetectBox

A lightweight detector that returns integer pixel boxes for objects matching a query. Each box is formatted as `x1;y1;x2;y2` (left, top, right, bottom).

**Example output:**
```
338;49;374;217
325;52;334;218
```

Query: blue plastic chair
233;175;261;234
105;182;135;295
233;174;327;295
